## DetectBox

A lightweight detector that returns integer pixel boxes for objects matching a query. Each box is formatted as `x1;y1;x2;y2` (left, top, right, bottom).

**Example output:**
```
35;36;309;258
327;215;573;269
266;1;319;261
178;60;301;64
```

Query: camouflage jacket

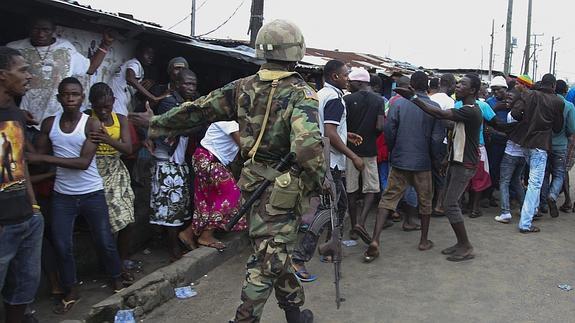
149;62;326;196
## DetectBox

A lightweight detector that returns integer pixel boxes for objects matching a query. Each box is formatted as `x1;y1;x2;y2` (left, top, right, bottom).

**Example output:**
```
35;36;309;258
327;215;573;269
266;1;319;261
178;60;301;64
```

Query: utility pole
532;33;543;81
503;0;513;75
191;0;196;36
549;36;555;73
480;46;484;81
488;19;495;81
552;51;557;75
249;0;264;47
522;0;532;75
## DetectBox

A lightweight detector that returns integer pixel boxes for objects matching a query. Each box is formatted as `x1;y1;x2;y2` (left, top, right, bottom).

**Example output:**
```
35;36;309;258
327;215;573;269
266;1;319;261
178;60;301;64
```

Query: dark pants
487;142;506;191
540;150;567;207
51;190;121;290
444;164;476;224
292;169;346;263
0;214;43;305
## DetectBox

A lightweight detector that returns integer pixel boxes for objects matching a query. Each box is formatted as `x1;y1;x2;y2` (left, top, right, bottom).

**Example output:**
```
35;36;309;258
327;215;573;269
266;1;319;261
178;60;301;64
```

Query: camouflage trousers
234;237;304;322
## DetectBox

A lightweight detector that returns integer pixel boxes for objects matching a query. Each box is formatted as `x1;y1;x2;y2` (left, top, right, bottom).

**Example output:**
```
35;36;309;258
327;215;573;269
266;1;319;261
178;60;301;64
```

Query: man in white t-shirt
7;17;114;127
292;60;364;281
429;73;456;216
110;44;164;116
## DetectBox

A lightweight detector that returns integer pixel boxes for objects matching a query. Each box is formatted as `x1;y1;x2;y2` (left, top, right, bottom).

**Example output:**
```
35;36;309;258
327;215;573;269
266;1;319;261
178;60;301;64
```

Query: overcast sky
85;0;575;82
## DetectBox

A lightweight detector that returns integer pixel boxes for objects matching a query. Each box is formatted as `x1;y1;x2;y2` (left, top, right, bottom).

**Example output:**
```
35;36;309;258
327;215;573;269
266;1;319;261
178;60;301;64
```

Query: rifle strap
248;79;279;164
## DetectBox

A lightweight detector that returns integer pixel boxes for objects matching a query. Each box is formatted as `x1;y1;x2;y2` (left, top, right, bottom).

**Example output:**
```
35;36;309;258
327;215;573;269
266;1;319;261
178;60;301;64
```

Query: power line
196;0;209;11
167;13;190;31
196;0;245;37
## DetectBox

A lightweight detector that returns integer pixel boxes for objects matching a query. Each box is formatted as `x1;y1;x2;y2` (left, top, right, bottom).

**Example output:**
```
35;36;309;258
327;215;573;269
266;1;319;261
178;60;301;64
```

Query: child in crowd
28;77;125;314
109;44;164;115
86;82;137;276
178;121;247;251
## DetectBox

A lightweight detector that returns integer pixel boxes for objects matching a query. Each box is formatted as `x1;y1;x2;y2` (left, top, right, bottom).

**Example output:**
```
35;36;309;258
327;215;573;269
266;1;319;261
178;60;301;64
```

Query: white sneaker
494;214;512;224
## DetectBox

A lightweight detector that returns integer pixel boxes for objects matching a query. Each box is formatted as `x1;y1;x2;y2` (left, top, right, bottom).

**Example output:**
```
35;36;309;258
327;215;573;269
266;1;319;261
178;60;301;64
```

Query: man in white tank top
27;77;124;314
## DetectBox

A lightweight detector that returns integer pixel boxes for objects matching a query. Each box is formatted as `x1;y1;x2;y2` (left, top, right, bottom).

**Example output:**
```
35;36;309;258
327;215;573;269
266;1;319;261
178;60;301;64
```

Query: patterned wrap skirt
150;160;191;226
96;155;135;233
190;147;246;234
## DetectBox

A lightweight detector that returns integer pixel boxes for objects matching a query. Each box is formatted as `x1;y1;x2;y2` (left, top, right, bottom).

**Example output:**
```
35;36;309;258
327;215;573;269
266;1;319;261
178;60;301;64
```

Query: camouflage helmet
255;19;306;62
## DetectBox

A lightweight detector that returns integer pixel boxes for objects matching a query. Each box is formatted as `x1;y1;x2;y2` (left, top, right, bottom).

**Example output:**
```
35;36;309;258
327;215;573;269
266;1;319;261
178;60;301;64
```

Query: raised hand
128;101;154;128
393;86;415;100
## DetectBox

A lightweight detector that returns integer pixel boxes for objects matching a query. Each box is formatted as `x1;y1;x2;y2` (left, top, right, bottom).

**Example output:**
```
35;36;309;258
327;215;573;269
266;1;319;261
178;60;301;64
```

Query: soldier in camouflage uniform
130;20;325;323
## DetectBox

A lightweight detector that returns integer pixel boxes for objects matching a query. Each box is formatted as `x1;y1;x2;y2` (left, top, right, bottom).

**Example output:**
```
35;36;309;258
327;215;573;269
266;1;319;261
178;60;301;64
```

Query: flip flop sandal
294;269;318;283
53;298;80;314
121;271;135;285
441;246;458;255
363;246;379;263
418;240;434;251
469;210;483;218
559;205;572;213
402;224;421;232
199;241;226;252
352;225;372;245
446;253;475;262
320;255;333;263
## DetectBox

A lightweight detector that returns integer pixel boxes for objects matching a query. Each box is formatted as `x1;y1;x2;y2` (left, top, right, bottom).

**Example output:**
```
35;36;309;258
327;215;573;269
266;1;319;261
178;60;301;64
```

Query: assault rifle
317;193;344;309
225;152;296;231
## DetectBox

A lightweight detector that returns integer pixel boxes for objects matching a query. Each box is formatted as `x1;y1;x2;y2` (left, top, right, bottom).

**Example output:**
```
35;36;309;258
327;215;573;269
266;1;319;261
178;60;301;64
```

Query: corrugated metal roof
300;48;420;76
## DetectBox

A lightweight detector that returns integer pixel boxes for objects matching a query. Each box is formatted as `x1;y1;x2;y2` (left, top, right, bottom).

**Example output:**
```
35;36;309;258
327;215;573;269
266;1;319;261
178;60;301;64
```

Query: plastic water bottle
114;309;136;323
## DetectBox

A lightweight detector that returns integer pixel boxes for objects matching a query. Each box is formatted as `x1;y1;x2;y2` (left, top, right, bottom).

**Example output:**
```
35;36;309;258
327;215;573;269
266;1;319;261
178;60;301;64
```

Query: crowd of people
0;17;246;322
1;16;574;323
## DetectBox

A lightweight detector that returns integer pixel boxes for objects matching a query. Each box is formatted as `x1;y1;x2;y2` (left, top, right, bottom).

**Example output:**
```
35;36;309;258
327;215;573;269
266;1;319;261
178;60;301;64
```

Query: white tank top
50;113;103;195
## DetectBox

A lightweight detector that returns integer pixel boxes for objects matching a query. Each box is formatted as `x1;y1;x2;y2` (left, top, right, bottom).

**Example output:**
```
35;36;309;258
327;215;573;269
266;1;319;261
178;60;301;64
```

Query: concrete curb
86;232;250;323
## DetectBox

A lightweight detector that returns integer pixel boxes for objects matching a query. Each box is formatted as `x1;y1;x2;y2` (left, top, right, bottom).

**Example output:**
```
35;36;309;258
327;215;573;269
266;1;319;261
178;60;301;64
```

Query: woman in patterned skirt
178;121;246;251
87;83;135;278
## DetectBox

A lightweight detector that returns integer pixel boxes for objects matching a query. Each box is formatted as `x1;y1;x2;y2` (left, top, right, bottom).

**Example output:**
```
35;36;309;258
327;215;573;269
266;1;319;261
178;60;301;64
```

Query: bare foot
197;238;226;251
178;232;197;251
418;240;434;251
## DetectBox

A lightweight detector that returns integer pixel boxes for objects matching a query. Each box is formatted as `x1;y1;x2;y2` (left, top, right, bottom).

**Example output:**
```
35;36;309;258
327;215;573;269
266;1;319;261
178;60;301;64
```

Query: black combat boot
284;306;314;323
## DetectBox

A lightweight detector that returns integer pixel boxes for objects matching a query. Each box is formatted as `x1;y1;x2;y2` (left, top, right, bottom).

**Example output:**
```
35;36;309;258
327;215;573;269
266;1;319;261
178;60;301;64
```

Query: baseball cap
348;67;370;83
167;57;189;73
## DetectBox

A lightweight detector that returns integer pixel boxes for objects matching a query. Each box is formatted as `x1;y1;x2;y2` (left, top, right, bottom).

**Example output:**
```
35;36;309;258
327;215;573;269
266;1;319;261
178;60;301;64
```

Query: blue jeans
0;214;44;305
378;162;389;191
499;153;526;215
540;150;566;206
51;190;121;290
519;149;547;230
403;186;418;207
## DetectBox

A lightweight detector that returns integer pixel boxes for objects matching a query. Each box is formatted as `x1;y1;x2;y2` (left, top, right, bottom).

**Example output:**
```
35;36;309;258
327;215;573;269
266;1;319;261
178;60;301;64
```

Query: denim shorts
0;214;44;305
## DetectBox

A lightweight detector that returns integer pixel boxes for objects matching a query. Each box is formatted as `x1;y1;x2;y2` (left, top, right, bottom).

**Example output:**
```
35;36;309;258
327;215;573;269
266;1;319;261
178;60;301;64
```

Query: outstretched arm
394;87;458;121
130;81;240;139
